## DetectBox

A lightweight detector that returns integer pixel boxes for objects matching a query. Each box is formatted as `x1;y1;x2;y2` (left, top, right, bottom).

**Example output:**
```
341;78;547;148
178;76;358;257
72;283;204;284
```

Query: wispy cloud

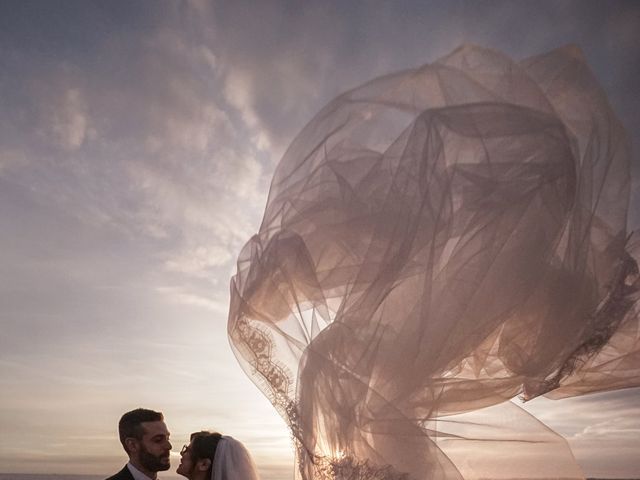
155;285;228;313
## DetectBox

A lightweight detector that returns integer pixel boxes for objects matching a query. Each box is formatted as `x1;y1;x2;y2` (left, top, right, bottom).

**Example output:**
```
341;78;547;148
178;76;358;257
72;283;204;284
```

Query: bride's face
176;443;194;478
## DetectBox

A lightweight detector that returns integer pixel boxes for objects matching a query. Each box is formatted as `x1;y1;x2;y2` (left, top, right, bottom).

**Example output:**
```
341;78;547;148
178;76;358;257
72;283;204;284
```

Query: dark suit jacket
105;465;135;480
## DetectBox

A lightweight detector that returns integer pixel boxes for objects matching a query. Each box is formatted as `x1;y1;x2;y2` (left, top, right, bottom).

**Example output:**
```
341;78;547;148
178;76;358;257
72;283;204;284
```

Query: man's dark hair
190;431;223;476
118;408;164;453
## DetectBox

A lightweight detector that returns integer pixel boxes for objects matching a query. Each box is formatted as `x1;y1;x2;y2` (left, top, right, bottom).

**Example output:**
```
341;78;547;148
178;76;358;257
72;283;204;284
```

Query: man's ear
125;438;139;454
197;459;212;472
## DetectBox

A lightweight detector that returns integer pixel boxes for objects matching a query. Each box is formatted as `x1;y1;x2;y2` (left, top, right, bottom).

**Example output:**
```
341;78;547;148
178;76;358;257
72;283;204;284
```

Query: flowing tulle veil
228;44;640;480
212;436;260;480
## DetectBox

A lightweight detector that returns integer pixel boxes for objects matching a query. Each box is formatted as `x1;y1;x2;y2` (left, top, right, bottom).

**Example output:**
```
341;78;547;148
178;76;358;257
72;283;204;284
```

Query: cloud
165;245;234;276
50;88;89;150
0;148;29;174
573;416;640;440
519;389;640;476
155;285;228;313
209;2;350;155
223;67;258;129
0;17;271;279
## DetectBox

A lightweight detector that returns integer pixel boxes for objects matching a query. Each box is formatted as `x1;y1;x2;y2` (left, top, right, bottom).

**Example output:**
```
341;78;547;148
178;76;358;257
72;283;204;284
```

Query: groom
106;408;172;480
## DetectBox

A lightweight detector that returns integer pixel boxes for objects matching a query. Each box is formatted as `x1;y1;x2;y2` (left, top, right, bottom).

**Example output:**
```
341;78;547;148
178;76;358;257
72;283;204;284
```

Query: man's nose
167;440;172;450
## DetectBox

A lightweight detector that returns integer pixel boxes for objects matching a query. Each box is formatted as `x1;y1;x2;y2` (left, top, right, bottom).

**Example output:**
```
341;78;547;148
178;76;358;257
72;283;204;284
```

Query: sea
0;476;183;480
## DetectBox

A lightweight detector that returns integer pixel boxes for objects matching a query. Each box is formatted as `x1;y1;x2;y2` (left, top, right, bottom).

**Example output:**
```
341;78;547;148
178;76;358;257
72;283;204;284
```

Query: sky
0;0;639;478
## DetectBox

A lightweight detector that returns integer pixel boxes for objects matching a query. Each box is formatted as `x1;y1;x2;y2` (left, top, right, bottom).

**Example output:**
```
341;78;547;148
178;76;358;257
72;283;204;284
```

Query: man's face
133;421;172;473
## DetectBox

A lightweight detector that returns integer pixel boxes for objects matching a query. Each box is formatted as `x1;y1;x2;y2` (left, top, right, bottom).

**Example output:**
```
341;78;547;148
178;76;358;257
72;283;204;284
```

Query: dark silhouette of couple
106;408;259;480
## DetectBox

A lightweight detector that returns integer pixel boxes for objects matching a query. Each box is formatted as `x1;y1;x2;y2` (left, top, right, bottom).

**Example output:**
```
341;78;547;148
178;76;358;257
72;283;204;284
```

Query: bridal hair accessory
228;44;640;479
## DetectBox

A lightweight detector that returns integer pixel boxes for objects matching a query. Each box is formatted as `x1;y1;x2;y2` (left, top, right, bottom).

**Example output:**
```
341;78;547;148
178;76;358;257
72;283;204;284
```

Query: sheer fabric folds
212;436;260;480
228;45;640;480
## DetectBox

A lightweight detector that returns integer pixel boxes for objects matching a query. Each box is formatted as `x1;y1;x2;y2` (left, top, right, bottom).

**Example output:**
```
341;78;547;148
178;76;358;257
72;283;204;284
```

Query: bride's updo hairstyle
190;431;222;476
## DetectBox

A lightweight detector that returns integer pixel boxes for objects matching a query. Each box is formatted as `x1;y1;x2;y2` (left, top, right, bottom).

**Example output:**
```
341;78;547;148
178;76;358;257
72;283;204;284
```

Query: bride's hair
189;431;222;476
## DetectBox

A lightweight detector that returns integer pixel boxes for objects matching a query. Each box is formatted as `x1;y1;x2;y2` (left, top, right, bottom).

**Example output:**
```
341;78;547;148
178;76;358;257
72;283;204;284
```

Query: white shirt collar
127;461;157;480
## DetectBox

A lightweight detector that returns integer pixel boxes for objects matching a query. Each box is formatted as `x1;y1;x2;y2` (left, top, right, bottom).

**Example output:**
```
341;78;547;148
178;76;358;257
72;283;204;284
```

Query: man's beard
139;443;170;472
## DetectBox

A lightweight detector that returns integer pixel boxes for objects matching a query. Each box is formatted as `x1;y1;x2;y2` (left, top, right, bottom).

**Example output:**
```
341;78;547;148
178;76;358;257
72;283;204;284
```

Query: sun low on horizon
1;1;639;479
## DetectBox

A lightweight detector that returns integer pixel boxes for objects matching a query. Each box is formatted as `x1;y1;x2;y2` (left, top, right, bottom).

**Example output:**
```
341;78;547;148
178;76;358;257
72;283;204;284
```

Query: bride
176;431;260;480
